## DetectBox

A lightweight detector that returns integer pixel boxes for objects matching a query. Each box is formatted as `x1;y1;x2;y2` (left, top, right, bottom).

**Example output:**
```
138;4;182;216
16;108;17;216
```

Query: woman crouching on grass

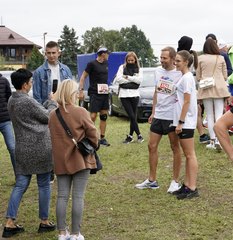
172;50;199;200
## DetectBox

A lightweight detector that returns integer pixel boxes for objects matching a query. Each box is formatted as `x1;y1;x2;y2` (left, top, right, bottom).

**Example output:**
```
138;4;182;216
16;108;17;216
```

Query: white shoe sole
135;185;159;190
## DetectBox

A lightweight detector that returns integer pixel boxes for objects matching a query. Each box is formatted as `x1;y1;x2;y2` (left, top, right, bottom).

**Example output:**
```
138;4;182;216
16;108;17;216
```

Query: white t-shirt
154;67;182;120
48;63;61;83
173;72;197;129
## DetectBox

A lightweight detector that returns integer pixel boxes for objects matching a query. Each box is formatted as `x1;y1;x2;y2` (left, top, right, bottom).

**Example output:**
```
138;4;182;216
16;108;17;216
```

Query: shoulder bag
55;108;102;174
199;56;218;89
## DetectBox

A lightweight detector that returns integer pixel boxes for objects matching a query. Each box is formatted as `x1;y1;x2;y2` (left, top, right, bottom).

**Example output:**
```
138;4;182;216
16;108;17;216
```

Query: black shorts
177;129;195;139
150;118;175;135
89;94;109;113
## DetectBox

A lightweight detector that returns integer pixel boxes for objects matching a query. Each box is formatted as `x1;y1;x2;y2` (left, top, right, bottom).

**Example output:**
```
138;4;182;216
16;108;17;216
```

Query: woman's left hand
175;124;182;135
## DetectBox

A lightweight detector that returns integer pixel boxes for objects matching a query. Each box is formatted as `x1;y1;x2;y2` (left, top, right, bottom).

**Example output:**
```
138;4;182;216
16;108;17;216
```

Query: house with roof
0;25;41;70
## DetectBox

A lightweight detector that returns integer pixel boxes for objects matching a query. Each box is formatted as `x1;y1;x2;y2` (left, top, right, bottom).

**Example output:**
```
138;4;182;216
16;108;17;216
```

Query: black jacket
0;74;12;123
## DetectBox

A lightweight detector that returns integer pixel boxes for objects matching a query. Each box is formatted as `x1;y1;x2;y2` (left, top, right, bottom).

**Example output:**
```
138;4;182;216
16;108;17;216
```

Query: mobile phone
52;79;58;93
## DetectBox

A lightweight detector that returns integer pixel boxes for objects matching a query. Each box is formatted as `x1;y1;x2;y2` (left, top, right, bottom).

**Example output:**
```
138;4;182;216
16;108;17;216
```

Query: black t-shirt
85;60;108;95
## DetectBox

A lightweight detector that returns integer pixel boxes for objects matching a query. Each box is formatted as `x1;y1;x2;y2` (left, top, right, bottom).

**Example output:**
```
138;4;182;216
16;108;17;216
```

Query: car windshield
140;71;156;87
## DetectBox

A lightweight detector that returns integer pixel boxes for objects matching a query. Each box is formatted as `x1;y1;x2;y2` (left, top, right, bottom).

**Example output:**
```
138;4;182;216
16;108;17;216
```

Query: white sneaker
215;139;222;151
206;141;216;150
167;180;180;193
135;179;159;189
58;229;70;240
70;233;85;240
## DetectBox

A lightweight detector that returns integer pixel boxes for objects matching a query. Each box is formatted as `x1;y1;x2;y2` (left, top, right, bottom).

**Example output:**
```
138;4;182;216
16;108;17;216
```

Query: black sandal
2;224;25;238
38;221;56;233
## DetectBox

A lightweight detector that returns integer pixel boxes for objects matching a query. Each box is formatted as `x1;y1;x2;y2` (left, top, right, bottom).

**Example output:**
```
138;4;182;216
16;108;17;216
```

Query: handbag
55;108;102;174
199;56;218;89
199;77;215;89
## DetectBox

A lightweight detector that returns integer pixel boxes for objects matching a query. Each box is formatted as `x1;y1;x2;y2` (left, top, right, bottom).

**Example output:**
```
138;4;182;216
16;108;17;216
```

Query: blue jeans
6;173;51;220
0;121;16;175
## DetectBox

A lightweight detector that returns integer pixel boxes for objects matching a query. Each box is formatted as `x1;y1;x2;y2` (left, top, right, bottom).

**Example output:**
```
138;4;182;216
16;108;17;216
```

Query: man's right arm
78;71;89;100
148;88;157;124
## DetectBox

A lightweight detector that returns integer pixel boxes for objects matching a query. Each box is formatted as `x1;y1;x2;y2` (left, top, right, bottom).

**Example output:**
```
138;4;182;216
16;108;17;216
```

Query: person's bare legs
148;132;162;181
99;110;108;137
214;110;233;161
197;103;205;136
168;131;182;182
179;138;198;190
90;112;97;123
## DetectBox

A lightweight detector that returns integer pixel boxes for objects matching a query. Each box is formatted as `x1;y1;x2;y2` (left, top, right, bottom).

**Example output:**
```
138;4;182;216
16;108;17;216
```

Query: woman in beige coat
196;38;229;150
49;79;99;240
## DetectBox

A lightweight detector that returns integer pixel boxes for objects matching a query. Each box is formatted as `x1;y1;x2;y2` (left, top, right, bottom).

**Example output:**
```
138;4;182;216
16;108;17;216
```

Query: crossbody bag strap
212;56;218;77
55;108;77;145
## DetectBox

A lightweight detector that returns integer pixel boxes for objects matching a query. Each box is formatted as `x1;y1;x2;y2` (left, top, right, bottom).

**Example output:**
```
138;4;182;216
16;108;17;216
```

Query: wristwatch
79;88;84;91
178;120;185;124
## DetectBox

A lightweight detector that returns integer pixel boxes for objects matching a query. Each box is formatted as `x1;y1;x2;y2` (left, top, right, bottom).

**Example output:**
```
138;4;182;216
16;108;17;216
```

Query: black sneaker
177;187;199;200
2;224;25;238
137;135;144;143
172;183;186;195
199;134;210;144
99;138;110;146
123;135;133;144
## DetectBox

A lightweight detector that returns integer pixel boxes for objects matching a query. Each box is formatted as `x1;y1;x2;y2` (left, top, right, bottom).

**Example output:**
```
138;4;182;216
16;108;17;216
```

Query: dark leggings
121;97;140;136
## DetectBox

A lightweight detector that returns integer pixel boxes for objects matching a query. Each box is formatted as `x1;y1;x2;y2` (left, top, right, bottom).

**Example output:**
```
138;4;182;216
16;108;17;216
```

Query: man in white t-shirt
135;47;182;193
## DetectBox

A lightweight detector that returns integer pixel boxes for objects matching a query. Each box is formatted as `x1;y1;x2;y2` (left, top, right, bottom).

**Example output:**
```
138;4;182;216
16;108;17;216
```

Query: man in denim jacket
33;41;72;104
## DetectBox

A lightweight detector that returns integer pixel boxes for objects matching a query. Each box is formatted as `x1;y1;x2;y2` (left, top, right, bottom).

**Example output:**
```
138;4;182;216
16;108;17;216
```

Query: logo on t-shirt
156;76;176;95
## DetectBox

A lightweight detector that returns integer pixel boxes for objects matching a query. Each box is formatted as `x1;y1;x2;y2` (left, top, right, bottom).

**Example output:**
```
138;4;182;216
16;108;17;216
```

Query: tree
119;25;157;67
81;27;106;53
58;25;81;75
27;46;44;71
103;30;123;52
0;55;5;70
81;25;158;66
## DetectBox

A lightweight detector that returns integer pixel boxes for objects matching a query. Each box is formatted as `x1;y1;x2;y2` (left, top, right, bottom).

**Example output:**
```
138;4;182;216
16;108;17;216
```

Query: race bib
97;84;109;94
157;78;175;95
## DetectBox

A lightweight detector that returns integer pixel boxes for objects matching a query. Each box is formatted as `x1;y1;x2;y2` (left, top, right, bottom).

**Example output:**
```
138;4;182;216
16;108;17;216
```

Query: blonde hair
123;51;140;68
54;79;79;112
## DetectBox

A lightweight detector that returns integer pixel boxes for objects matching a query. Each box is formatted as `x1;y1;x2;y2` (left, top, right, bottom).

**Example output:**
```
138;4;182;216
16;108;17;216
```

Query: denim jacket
33;60;72;104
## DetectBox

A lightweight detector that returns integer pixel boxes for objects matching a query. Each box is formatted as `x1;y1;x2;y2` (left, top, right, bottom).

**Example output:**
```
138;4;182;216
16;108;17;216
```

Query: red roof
0;25;41;48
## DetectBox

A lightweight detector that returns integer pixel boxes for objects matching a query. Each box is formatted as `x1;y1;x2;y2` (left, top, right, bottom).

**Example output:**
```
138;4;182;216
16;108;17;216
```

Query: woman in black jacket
0;73;16;175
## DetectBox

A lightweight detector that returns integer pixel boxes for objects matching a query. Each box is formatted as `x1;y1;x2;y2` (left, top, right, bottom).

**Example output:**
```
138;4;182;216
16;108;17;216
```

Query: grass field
1;116;233;240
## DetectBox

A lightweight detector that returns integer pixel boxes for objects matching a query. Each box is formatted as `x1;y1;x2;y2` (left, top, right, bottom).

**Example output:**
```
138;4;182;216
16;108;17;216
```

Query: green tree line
27;24;158;75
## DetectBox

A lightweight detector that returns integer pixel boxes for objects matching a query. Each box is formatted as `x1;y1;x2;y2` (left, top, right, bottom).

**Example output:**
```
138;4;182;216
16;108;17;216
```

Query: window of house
7;48;16;58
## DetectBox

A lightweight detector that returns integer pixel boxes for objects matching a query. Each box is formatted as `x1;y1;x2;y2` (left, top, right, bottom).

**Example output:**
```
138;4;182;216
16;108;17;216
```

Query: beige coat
49;105;99;175
196;54;229;100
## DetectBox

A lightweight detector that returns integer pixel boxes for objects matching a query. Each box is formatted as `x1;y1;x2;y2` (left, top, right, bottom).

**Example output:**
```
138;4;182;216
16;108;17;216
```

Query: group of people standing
1;41;97;240
136;33;233;201
1;33;233;239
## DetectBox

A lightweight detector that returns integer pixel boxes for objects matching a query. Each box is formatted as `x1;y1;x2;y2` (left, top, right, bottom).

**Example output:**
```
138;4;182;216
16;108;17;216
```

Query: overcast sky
1;0;233;56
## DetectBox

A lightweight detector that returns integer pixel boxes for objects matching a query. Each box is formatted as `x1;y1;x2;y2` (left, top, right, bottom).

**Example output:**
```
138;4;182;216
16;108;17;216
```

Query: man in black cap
79;47;110;146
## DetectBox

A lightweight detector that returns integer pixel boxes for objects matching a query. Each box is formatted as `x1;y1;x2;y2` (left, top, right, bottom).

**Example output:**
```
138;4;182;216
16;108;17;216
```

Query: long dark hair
203;38;220;55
